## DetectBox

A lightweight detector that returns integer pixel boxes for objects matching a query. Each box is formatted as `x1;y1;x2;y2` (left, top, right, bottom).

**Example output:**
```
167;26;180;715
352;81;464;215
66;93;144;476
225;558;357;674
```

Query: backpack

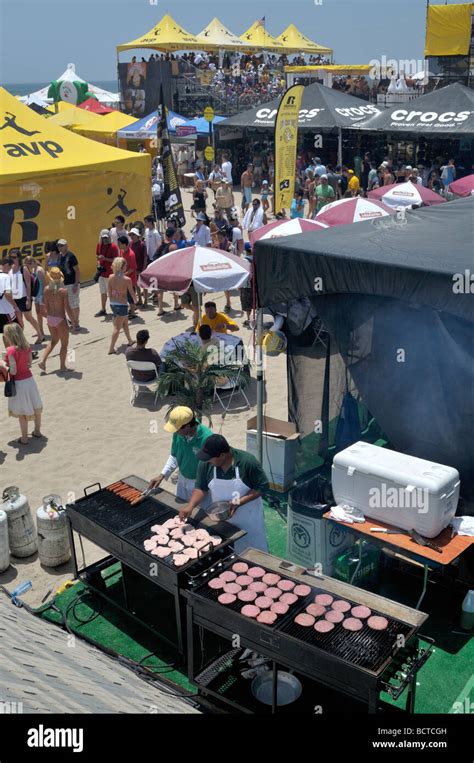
21;266;40;298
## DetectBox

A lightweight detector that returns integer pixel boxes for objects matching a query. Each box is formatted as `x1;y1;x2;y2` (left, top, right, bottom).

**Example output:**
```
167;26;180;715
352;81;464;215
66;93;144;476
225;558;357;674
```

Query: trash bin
287;474;353;575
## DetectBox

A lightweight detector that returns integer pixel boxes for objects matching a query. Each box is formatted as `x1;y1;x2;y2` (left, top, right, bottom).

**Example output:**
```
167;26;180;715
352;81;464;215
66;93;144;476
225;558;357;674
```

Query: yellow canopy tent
46;103;102;128
239;20;285;51
72;111;138;145
425;3;473;57
0;87;150;280
196;17;246;49
276;24;333;55
117;13;203;52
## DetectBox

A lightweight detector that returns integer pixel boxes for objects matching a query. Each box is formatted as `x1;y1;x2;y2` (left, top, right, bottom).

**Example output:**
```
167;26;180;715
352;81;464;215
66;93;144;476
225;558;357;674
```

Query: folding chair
127;361;160;406
312;317;329;350
214;364;250;412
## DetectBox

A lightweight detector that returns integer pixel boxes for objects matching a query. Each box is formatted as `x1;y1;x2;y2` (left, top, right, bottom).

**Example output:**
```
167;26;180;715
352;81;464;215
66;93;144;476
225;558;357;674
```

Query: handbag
4;371;16;397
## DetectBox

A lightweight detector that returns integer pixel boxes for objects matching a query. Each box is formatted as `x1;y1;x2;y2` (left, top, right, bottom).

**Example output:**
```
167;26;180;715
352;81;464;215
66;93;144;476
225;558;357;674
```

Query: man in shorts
58;239;80;332
0;258;18;334
95;229;118;316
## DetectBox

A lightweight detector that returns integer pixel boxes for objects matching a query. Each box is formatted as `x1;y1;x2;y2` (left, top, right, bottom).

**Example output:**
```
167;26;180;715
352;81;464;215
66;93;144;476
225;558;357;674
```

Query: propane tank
0;509;10;572
460;590;474;631
36;495;71;567
1;487;37;558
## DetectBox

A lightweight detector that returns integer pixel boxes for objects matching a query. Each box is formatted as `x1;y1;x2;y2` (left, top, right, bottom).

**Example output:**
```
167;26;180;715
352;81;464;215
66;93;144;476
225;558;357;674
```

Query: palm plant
156;340;250;422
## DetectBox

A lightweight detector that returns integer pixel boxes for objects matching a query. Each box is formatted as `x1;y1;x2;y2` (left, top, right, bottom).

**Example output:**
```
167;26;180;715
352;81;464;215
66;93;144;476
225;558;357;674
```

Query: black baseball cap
197;434;230;461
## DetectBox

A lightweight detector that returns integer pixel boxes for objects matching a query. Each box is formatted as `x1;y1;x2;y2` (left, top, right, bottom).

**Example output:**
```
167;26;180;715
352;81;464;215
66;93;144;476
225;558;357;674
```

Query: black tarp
254;198;474;490
354;83;474;134
216;82;383;132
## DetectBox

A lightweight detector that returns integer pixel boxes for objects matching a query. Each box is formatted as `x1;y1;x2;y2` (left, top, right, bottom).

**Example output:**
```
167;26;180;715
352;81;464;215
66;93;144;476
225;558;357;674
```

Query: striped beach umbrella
138;246;250;293
368;181;447;208
316;197;395;227
250;217;328;245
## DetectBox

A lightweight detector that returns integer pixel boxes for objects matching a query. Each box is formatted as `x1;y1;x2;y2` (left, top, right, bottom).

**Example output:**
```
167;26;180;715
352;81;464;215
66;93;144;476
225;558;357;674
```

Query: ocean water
4;81;118;96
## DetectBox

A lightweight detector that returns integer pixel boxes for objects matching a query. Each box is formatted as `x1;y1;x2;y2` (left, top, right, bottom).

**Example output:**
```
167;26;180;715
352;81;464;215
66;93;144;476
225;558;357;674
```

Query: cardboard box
246;415;300;492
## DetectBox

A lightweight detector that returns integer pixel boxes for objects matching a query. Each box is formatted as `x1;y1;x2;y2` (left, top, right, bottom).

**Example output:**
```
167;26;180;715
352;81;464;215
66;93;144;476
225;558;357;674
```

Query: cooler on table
332;442;460;538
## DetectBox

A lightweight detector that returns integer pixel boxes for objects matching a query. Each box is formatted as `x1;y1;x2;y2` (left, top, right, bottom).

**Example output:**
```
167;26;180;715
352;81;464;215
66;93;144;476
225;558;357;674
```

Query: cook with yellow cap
148;406;213;502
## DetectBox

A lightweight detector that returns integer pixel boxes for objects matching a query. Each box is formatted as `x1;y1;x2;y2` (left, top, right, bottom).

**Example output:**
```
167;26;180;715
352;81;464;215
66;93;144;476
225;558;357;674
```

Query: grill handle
84;483;101;496
197;540;213;559
381;636;434;701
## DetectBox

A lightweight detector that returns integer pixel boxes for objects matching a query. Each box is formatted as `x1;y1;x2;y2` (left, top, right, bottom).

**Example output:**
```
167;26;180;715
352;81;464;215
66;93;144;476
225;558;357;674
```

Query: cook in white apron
208;465;268;554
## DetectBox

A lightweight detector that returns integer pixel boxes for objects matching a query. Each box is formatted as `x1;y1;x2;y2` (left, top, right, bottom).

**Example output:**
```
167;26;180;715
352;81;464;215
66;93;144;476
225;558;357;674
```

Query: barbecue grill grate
280;604;412;673
195;564;313;628
70;489;167;535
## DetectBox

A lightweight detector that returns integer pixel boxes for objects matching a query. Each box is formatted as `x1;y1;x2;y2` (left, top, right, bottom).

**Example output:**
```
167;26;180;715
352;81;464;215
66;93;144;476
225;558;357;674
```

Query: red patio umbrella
78;97;115;114
368;181;446;208
448;174;474;197
138;246;250;293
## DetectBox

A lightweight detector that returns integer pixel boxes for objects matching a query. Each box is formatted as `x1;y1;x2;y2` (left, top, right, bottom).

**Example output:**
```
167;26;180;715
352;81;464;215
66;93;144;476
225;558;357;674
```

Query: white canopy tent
18;63;120;105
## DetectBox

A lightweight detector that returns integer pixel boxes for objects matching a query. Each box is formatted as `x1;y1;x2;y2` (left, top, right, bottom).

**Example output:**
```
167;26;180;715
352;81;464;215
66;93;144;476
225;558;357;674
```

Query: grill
65;475;245;654
185;549;433;713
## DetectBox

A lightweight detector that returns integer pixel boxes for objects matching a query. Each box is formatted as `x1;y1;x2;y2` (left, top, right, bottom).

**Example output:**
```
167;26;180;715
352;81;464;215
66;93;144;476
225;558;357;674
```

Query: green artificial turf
37;497;473;713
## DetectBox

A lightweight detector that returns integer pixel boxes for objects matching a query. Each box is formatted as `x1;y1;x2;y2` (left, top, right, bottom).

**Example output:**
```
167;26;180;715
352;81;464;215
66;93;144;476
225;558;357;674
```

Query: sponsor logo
0;111;39;136
390;109;471;124
106;187;136;218
0;200;40;246
199;262;232;272
255;107;325;123
335;105;381;119
279;179;290;191
0;111;65;159
359;211;384;218
291;523;311;549
392;190;415;197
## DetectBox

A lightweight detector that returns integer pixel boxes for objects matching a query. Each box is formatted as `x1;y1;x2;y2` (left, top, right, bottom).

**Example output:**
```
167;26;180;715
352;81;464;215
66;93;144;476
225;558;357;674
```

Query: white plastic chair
213;364;250;412
127;361;160;406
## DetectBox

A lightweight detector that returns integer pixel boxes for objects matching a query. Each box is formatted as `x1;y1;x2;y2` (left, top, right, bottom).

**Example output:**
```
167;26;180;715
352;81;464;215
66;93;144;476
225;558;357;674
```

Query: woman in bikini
107;257;136;355
38;267;69;373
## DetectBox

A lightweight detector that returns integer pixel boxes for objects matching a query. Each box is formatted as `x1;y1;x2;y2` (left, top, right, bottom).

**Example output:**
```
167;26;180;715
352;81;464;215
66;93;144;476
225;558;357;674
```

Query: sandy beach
0;187;338;606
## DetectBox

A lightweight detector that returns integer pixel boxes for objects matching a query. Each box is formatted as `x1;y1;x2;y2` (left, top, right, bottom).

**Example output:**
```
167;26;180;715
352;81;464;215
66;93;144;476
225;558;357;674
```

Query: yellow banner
0;171;149;281
425;3;473;57
274;85;304;215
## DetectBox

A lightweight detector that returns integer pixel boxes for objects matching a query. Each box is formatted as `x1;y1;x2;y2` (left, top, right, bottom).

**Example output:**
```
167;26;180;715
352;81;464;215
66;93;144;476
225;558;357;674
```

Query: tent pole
338;126;343;166
256;307;264;465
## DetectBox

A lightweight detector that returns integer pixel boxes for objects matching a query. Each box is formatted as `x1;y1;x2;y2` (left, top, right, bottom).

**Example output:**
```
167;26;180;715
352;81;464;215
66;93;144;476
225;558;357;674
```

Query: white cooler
332;442;460;538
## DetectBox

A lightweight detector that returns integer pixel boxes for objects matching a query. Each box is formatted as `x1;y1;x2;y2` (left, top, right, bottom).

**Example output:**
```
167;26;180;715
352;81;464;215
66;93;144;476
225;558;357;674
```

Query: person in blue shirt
313;157;327;178
290;190;306;219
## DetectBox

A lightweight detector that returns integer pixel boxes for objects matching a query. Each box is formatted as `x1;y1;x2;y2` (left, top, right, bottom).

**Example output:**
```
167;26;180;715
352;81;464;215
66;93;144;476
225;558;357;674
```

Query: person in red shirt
96;229;119;316
129;227;148;307
117;235;137;319
1;323;43;444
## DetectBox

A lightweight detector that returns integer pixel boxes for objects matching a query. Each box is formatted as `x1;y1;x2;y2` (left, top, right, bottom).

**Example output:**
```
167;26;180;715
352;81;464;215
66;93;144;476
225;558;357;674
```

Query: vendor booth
0;87;150;280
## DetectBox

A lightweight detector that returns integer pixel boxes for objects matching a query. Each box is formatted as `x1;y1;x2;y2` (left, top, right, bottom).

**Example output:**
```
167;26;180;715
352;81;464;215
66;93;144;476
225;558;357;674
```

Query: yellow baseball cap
164;406;194;433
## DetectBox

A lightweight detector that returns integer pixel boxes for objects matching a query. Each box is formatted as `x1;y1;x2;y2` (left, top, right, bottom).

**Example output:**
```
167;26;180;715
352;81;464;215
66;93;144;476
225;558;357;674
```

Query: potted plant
156;340;250;422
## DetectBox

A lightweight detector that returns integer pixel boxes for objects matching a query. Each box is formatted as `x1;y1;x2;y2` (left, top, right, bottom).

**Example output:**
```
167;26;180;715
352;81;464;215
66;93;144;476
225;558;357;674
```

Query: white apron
176;473;211;509
208;466;268;554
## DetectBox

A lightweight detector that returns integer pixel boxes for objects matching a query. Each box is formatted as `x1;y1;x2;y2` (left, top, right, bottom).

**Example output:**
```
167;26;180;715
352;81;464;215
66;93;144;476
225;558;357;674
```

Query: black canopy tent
217;82;382;131
254;198;474;492
354;83;474;135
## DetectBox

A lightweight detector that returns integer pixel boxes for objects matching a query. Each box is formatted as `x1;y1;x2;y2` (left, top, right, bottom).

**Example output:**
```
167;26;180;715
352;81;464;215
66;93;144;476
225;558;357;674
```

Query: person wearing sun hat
147;406;213;502
179;433;269;553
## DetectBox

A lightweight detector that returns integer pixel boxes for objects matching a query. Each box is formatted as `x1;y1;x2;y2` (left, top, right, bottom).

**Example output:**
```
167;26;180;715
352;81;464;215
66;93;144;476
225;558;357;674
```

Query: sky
0;0;462;84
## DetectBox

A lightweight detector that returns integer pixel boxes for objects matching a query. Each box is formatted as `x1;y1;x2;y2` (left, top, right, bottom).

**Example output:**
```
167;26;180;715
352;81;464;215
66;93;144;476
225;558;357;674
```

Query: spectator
110;215;130;246
196;301;239;333
2;323;43;444
215;180;235;218
57;239;80;332
361;152;371;193
290;190;306;219
144;215;162;263
193;213;212;247
192;179;208;218
45;241;60;269
368;162;379;191
208;164;223;195
129;227;148;306
9;253;41;338
198;323;220;353
243;198;265;236
240;163;254;213
313;157;327;178
260;180;270;213
117;235;137;319
347;169;361;195
0;258;18;334
107;257;136;354
38;267;69;374
95;229;118;316
23;256;46;343
125;329;162;381
315;175;336;214
229;211;244;256
221;152;233;184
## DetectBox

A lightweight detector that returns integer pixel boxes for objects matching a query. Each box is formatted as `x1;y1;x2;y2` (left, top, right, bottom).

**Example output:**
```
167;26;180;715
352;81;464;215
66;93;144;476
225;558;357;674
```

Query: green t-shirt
316;183;335;212
170;423;213;479
195;448;269;493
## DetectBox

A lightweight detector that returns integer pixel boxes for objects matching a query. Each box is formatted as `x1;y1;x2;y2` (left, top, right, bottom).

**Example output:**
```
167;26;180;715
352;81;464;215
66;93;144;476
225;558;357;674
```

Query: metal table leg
186;604;194;681
175;588;184;656
350;540;363;584
415;565;429;610
271;662;278;715
67;520;78;578
120;562;129;610
405;675;417;713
